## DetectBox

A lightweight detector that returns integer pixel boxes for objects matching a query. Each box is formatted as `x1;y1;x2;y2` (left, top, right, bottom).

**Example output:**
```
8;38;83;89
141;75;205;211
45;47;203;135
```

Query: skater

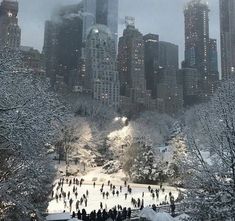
69;198;73;211
76;200;79;210
106;192;109;199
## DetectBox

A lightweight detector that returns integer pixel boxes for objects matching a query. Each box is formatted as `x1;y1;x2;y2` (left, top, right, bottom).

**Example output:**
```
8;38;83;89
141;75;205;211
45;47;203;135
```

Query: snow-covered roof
139;207;158;221
174;213;190;221
46;213;71;221
155;212;174;221
139;208;174;221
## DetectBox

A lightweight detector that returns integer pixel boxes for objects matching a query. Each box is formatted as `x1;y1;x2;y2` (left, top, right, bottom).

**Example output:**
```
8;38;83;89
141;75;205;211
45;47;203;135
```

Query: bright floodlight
114;117;120;122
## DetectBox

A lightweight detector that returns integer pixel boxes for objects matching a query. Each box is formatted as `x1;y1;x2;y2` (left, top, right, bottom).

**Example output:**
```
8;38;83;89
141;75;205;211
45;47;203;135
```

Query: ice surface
48;168;178;214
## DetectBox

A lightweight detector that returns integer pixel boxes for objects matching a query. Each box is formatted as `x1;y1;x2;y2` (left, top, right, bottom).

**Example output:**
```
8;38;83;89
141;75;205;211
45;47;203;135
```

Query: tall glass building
220;0;235;79
83;0;119;49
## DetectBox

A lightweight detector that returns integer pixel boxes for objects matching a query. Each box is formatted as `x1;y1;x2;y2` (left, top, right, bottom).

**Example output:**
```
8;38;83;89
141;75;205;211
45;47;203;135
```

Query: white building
85;25;120;109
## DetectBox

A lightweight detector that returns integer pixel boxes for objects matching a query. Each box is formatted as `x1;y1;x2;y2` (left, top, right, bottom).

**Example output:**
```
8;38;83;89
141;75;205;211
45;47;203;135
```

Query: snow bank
46;212;71;221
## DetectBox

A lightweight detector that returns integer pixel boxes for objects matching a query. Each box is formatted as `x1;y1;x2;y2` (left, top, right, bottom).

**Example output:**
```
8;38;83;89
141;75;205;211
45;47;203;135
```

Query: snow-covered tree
123;141;167;183
0;49;70;220
182;79;235;220
167;121;187;182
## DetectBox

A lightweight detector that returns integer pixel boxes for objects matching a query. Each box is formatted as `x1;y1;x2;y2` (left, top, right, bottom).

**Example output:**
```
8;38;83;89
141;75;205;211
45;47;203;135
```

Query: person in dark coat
152;204;157;211
97;210;102;221
82;209;87;221
77;210;82;220
116;212;122;221
72;211;76;218
102;209;108;221
113;207;117;219
122;207;127;220
106;192;109;199
127;208;131;219
170;203;176;216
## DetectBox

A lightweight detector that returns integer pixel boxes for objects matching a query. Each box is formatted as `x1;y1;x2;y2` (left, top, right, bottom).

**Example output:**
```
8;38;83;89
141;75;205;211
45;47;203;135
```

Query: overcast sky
17;0;220;69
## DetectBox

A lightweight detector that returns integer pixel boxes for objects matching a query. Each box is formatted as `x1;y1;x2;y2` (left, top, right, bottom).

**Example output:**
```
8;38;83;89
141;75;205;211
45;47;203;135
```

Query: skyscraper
220;0;235;79
184;0;218;100
0;0;21;49
178;68;200;106
85;25;120;109
144;34;159;98
118;17;151;111
209;38;219;75
43;3;84;90
184;0;210;75
156;67;183;114
82;0;96;41
159;41;179;69
96;0;119;49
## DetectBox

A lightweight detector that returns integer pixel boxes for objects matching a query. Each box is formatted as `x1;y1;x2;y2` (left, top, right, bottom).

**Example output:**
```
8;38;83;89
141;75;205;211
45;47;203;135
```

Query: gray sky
17;0;220;69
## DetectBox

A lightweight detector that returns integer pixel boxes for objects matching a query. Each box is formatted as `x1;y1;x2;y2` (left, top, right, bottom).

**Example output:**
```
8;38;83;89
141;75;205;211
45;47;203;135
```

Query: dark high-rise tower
118;17;151;111
159;41;179;69
144;34;159;98
220;0;235;79
209;38;219;75
96;0;118;48
0;0;21;49
43;3;83;90
184;0;218;100
184;0;210;75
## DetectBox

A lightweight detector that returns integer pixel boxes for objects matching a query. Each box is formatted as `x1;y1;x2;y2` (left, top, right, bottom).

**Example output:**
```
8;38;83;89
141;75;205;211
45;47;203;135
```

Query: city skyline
16;0;220;72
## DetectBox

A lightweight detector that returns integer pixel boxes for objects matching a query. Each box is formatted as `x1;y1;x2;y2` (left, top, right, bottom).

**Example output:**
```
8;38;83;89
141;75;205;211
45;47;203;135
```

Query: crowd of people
50;177;176;220
70;207;132;221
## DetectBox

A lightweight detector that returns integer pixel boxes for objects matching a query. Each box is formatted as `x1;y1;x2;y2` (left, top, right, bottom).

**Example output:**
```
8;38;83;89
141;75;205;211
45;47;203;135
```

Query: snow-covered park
48;167;179;214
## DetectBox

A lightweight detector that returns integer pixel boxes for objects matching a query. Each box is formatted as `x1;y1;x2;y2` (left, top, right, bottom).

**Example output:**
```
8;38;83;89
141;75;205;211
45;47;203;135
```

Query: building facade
43;3;84;91
159;41;179;70
144;34;159;99
82;0;96;42
85;25;120;109
96;0;118;49
220;0;235;79
184;0;210;75
184;0;218;101
0;0;21;49
156;67;183;115
209;38;219;75
178;68;200;106
118;19;152;111
20;46;44;75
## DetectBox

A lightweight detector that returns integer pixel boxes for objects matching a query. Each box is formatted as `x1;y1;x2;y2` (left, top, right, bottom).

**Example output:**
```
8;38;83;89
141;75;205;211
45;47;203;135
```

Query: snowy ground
48;167;179;214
